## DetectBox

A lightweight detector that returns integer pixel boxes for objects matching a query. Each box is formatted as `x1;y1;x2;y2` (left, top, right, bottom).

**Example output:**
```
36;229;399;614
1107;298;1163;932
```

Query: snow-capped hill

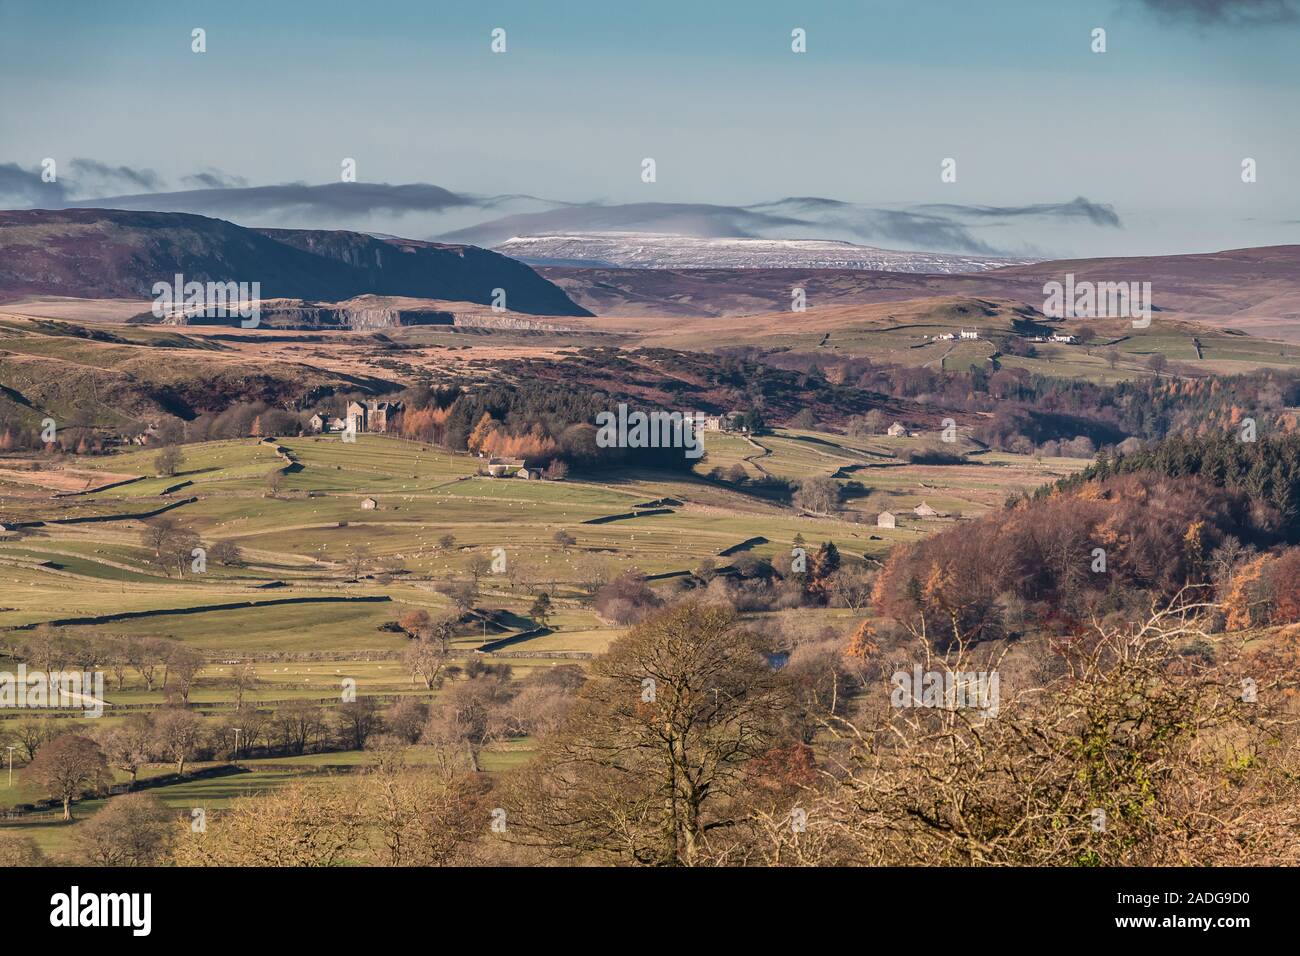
495;233;1037;273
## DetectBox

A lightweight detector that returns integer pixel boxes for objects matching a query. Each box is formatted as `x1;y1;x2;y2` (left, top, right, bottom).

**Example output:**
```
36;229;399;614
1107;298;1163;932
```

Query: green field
1;431;1087;635
0;428;1090;859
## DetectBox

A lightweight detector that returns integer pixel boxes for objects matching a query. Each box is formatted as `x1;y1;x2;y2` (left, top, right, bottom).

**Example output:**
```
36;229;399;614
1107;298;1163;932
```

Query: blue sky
1;0;1297;256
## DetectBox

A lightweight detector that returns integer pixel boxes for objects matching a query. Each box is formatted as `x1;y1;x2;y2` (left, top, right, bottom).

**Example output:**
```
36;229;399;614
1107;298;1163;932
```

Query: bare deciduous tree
75;792;176;865
152;708;206;776
504;600;789;865
26;733;111;820
98;713;155;788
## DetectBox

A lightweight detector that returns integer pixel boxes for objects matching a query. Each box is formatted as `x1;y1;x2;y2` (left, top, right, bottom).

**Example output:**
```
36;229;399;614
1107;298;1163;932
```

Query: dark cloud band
1136;0;1300;25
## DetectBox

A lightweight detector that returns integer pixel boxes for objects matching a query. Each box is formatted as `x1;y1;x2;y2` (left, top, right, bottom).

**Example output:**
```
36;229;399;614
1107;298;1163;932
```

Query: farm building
487;457;526;477
877;511;897;529
887;422;910;438
131;423;160;445
346;399;402;434
683;411;732;433
360;497;378;510
515;467;543;480
913;501;945;518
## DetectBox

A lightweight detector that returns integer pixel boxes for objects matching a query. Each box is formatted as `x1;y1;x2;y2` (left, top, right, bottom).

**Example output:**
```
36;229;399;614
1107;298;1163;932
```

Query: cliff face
157;295;592;331
451;312;577;332
162;300;457;330
0;209;591;317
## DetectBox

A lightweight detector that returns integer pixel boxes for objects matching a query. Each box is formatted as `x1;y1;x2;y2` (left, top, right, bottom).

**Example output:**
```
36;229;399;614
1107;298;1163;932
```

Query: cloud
438;196;1101;255
914;197;1122;228
0;159;161;204
67;181;478;219
66;158;162;194
440;202;812;246
0;163;1118;258
837;209;1005;254
748;198;1005;253
1134;0;1300;25
0;162;67;204
181;169;249;190
748;196;855;212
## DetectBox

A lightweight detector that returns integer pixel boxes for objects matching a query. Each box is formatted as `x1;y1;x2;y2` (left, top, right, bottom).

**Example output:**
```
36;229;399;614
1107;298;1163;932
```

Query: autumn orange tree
466;412;497;454
399;405;451;444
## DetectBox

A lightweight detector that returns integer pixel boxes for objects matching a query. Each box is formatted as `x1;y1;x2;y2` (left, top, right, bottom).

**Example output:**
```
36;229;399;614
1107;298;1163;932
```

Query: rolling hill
0;209;590;317
540;244;1300;335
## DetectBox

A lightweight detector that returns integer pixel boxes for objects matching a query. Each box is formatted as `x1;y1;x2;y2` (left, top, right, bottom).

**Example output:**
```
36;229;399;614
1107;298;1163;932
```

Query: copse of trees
593;569;663;624
589;546;867;625
873;433;1300;648
154;444;185;477
760;349;1300;452
793;476;841;515
392;380;707;474
3;629;215;703
874;471;1259;647
1068;432;1300;542
119;403;310;450
139;517;207;577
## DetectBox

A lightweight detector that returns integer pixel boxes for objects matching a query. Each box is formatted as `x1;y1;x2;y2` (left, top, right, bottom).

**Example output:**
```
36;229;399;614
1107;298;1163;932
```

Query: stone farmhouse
487;456;527;477
345;399;402;434
308;413;351;434
683;411;741;433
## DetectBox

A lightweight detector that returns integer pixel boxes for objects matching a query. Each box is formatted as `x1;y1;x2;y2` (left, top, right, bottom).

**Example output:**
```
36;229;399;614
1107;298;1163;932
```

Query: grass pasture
1;427;1090;861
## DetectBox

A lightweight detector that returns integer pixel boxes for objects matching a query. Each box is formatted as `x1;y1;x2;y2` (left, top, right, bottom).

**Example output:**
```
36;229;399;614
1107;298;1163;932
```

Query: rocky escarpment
159;297;457;330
